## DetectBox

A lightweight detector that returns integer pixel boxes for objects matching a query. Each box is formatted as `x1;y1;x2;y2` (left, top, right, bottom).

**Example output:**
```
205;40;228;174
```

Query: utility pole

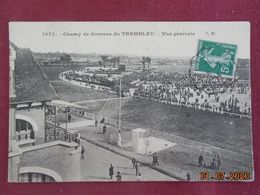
119;75;122;131
54;106;57;140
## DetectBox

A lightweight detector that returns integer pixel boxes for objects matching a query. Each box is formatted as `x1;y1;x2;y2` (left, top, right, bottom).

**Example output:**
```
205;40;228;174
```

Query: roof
10;42;19;51
132;128;146;133
11;46;58;104
47;100;88;110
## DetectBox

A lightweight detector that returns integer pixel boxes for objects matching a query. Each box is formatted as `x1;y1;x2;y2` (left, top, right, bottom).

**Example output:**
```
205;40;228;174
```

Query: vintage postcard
8;22;253;182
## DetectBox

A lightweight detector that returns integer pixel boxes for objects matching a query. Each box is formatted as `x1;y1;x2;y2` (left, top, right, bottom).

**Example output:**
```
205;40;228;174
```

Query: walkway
80;139;176;181
60;120;94;129
73;97;131;104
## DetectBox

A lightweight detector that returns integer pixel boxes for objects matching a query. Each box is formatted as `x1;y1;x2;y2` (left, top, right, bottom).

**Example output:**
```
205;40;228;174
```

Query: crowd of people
198;153;221;170
124;71;251;116
64;68;251;117
62;71;115;88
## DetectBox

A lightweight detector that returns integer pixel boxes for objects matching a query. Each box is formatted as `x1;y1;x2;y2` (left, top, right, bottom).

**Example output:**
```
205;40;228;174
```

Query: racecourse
43;67;252;155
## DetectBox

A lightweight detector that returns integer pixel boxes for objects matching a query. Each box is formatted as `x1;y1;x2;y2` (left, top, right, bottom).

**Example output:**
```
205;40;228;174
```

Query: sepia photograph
8;22;253;182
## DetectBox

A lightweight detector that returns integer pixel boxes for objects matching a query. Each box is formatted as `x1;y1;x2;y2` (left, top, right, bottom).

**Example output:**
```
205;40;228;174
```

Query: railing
15;130;33;141
70;108;95;120
15;130;35;146
45;122;79;143
134;95;251;119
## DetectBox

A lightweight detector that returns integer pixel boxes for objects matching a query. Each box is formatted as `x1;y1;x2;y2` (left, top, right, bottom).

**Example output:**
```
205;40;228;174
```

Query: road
79;140;176;181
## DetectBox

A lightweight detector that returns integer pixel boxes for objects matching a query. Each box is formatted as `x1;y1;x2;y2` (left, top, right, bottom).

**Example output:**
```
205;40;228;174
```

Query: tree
59;54;72;66
146;57;151;69
101;55;108;67
141;56;152;71
109;57;121;68
141;56;146;71
98;60;103;67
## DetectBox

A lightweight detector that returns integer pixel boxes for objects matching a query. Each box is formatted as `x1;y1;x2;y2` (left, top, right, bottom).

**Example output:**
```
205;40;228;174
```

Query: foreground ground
61;118;253;181
80;139;175;181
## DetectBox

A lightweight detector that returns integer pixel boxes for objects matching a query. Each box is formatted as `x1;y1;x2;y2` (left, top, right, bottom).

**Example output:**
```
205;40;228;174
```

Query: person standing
198;153;204;167
109;164;114;179
75;132;81;148
103;124;107;134
211;156;217;169
68;113;72;123
217;155;221;170
81;146;85;159
132;157;136;169
152;153;156;166
95;119;98;127
186;171;191;181
116;171;122;181
100;116;105;123
136;172;142;181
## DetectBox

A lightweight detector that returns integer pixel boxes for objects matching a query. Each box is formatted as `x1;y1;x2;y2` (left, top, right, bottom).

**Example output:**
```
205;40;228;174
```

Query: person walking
81;146;85;159
132;157;136;169
152;153;159;167
109;164;114;179
135;162;140;176
116;171;122;181
186;171;191;181
198;153;204;167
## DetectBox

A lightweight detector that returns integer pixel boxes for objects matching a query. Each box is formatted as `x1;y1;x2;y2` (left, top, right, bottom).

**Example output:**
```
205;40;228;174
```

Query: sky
9;22;250;58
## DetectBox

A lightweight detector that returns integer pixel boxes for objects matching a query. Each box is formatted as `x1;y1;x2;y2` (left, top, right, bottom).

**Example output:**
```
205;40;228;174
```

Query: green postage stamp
195;40;237;77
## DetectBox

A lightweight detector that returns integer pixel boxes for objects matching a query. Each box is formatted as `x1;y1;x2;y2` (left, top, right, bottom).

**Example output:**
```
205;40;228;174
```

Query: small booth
131;128;146;154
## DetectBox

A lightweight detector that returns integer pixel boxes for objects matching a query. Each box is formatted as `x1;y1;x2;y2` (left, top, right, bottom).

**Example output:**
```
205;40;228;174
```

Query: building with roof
8;43;81;182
